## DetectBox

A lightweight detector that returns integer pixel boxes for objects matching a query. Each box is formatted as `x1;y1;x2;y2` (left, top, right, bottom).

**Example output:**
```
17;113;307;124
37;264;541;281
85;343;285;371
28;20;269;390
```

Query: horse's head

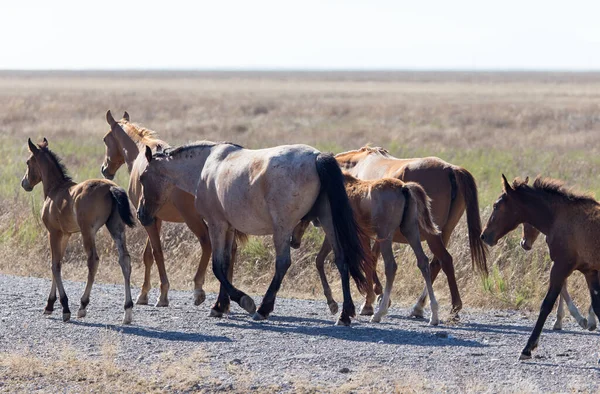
520;223;540;251
21;138;47;192
101;110;130;180
480;174;527;247
137;145;175;226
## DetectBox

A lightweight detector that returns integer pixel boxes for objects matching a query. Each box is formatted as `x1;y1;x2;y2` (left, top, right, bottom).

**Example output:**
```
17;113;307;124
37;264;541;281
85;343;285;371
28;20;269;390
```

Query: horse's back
201;144;321;235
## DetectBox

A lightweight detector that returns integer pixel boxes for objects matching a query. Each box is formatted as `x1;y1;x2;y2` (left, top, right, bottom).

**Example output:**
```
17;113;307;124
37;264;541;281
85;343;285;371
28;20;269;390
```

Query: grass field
2;70;600;315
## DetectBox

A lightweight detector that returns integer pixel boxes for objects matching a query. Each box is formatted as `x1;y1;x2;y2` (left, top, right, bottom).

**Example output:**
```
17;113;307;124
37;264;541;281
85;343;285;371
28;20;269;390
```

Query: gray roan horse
137;141;371;325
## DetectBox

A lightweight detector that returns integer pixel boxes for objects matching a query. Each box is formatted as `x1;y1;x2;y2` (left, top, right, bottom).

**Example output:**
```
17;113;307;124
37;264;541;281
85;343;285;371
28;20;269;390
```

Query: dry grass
2;71;600;315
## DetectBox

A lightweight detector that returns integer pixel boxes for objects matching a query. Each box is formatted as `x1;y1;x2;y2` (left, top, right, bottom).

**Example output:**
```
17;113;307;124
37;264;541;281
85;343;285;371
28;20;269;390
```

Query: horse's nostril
480;234;485;241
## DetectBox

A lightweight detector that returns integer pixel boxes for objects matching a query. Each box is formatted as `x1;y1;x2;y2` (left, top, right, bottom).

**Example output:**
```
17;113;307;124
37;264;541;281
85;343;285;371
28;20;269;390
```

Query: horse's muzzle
480;231;497;247
101;165;114;180
137;206;155;227
21;178;33;192
520;239;532;251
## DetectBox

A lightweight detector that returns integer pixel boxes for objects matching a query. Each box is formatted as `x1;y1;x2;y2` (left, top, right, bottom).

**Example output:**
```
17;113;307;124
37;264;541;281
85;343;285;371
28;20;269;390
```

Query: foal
292;173;441;324
22;138;135;324
481;175;600;360
521;222;596;331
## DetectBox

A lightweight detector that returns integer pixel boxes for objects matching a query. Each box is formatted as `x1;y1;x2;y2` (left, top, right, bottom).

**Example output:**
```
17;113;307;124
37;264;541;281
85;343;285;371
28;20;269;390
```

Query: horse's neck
40;163;73;199
518;194;555;235
113;126;140;171
164;151;211;195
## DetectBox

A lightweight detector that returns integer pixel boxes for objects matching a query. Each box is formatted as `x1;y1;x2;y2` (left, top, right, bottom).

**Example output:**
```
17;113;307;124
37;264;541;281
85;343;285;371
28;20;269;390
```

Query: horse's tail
109;186;136;228
453;167;488;275
401;182;440;236
315;153;369;294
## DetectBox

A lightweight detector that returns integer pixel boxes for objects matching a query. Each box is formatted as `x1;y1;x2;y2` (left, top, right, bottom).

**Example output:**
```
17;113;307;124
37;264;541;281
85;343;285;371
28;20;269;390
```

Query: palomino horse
292;173;441;324
102;111;241;314
335;146;488;319
521;222;597;331
21;138;135;324
481;175;600;360
137;142;371;325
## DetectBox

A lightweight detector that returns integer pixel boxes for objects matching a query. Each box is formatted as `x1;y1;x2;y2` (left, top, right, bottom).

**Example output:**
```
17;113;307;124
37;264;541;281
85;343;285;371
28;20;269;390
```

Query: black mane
156;140;243;159
513;176;597;205
42;147;73;182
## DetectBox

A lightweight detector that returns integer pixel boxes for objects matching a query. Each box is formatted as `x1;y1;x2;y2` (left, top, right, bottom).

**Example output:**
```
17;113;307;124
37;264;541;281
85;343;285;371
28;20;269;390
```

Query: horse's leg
210;231;234;318
315;238;336;314
180;209;212;306
44;234;69;315
372;242;384;296
209;223;255;315
77;228;100;319
254;229;293;320
587;305;597;331
520;263;569;360
146;219;170;307
371;239;396;323
411;235;446;318
49;231;71;322
107;217;134;324
584;271;600;363
359;241;377;316
553;291;566;331
136;237;153;305
557;281;588;330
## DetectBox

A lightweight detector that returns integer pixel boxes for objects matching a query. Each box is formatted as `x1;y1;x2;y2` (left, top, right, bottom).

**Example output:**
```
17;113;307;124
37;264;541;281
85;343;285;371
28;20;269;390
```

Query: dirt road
1;274;599;393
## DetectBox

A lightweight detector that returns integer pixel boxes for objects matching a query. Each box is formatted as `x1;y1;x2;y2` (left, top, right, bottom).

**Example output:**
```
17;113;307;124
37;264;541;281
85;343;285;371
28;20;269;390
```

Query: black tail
315;153;369;294
454;167;488;276
109;186;136;228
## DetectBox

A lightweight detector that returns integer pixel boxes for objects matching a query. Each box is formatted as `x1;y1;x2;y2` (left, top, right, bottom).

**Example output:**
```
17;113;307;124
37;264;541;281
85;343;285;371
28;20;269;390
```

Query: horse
137;141;371;325
291;173;441;324
335;146;488;319
102;111;242;315
21;138;135;324
521;222;597;331
481;175;600;361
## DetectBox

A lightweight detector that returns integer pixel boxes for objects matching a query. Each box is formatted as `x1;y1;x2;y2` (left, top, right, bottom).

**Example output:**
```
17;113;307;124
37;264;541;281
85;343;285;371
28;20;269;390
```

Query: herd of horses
19;110;600;362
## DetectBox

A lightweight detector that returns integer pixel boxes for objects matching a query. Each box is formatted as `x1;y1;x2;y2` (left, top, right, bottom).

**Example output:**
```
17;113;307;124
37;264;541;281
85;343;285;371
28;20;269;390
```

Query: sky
2;0;600;70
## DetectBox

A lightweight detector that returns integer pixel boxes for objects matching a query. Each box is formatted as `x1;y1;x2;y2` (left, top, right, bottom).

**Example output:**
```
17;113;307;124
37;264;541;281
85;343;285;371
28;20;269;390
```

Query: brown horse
137;142;371;325
292;173;441;324
481;175;600;361
521;222;596;331
21;138;135;324
335;146;488;318
102;111;240;315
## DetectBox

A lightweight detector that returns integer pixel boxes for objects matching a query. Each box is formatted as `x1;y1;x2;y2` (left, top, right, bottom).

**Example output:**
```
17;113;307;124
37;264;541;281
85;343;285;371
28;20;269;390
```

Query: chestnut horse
102;111;240;315
137;142;371;325
335;146;488;319
292;173;441;324
521;222;596;331
481;175;600;361
21;138;135;324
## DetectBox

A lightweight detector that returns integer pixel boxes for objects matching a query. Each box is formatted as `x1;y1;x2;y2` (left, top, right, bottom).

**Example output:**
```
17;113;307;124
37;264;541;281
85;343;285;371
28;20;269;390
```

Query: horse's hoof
429;317;440;326
135;294;149;305
577;318;588;330
122;308;133;325
335;316;351;326
63;312;71;322
209;308;223;318
360;305;374;316
410;306;424;319
328;302;339;315
252;312;268;321
155;298;169;307
240;296;256;315
370;314;382;323
77;309;87;318
448;313;460;323
552;323;563;331
588;323;597;332
43;308;53;315
519;351;532;361
194;291;206;306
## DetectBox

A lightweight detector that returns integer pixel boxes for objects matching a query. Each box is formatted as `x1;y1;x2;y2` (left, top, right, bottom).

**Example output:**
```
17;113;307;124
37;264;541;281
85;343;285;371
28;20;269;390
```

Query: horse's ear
28;138;39;154
501;174;513;193
156;144;164;153
145;145;153;162
40;137;48;148
524;176;529;185
106;110;117;127
123;111;130;122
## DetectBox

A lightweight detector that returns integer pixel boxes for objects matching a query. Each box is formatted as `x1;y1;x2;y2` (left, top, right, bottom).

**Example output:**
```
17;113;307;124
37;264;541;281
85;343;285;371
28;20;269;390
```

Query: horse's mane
120;121;167;148
513;176;598;205
158;140;243;159
336;145;390;158
41;146;73;182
